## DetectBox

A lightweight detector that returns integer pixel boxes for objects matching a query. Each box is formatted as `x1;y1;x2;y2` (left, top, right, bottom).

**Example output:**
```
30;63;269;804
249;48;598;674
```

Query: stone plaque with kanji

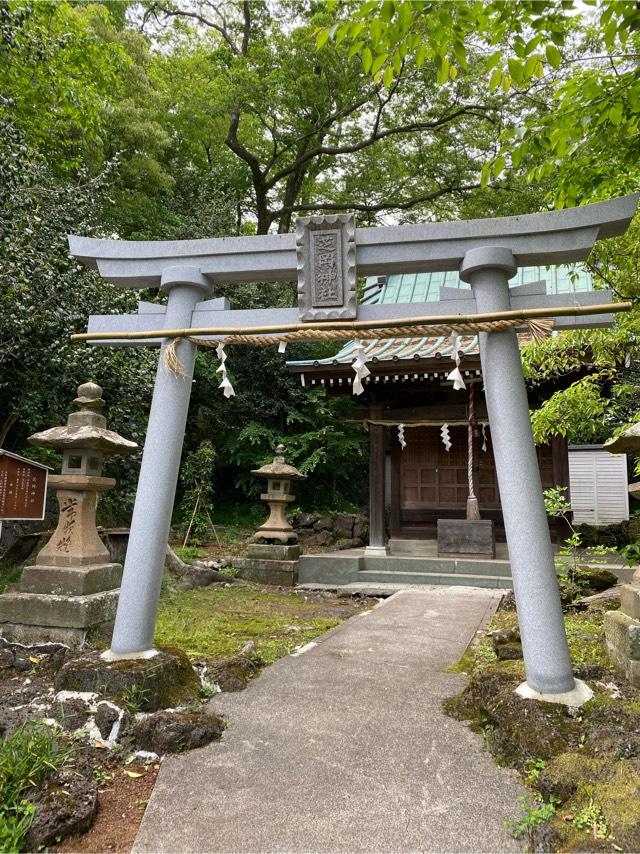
296;214;357;321
0;451;49;520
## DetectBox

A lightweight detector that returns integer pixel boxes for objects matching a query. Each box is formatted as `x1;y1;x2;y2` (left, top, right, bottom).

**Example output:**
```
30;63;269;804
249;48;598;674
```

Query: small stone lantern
0;382;137;646
251;444;306;546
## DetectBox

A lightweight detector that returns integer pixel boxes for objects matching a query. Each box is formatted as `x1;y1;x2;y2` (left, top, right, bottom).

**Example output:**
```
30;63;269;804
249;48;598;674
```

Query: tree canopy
1;0;639;527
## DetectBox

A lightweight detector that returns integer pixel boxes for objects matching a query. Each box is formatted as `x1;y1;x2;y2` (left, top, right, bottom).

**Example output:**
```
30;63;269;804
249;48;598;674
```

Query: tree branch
265;105;496;189
144;2;239;54
241;0;251;56
262;92;376;177
273;184;485;216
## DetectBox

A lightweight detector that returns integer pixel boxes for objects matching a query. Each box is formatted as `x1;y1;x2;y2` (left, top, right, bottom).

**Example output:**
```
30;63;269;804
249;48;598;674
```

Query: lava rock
353;516;369;542
574;565;619;595
294;513;320;529
0;648;15;669
176;567;230;590
313;515;333;532
94;701;121;740
336;538;363;550
0;707;38;737
301;531;333;548
14;654;32;672
333;513;355;539
55;647;200;711
208;655;258;692
490;626;523;660
130;708;225;754
52;697;90;731
494;642;524;661
25;768;98;850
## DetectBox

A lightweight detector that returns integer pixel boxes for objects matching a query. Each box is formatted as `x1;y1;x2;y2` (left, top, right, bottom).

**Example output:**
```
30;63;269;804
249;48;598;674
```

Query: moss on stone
55;647;200;711
444;603;640;852
540;757;640;852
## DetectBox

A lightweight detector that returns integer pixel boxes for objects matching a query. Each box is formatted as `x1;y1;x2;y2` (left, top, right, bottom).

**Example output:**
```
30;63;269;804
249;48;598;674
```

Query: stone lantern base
0;588;119;647
0;557;121;647
231;543;302;587
604;581;640;687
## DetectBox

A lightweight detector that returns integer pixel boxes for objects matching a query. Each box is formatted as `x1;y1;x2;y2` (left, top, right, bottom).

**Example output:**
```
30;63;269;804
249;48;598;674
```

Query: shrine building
287;265;606;558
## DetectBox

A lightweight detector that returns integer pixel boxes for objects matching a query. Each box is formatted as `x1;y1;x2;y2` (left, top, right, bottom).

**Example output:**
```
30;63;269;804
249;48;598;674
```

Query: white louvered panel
569;450;629;526
594;452;628;524
569;454;596;524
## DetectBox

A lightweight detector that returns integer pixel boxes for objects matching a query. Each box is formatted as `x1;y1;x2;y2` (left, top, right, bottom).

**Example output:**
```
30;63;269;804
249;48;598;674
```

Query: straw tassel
163;338;186;376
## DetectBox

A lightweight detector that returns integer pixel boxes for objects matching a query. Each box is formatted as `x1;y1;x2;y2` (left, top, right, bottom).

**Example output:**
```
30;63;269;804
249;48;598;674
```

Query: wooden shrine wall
390;425;564;540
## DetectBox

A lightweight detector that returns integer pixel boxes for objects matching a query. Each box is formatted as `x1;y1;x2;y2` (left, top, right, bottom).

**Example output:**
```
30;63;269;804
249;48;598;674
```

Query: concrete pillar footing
515;678;593;707
364;546;388;558
101;647;159;662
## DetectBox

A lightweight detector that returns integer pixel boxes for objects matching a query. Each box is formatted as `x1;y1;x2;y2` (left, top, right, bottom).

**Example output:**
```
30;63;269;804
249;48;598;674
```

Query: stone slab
297;553;362;585
438;519;496;558
19;563;122;596
363;555;457;574
0;589;119;629
455;558;512;578
232;558;298;587
621;583;640;620
388;538;509;560
357;569;513;590
246;544;301;561
298;552;515;590
0;623;109;647
134;590;525;853
604;609;640;686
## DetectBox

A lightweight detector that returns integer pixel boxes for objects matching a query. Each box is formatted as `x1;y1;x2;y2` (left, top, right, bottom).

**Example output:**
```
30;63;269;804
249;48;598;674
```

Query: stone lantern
251;444;305;550
603;425;640;685
0;382;137;646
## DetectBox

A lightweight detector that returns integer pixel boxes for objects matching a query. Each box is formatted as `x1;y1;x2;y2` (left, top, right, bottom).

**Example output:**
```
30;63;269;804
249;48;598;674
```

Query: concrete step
363;555;513;578
387;538;510;560
356;570;513;589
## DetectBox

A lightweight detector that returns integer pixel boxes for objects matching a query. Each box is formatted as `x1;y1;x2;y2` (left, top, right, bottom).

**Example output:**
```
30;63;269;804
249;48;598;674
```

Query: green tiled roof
287;265;593;369
367;265;592;305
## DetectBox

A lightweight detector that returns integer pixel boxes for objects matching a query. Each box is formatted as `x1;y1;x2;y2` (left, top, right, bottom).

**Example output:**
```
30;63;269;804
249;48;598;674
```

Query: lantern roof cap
28;382;137;455
251;444;306;481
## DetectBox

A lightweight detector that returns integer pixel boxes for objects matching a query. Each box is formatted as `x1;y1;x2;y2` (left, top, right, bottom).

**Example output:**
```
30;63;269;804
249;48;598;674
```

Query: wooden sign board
0;451;51;521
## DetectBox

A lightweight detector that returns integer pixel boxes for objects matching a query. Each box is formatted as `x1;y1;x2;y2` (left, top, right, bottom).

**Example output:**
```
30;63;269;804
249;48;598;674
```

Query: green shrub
0;721;71;852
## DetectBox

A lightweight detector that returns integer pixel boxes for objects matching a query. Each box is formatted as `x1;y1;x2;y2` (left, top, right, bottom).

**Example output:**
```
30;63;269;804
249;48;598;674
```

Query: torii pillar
106;266;211;658
460;247;587;702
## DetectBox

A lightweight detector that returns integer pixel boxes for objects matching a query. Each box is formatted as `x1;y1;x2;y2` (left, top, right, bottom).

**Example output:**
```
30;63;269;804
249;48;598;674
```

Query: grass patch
0;721;71;853
0;561;23;593
155;583;366;664
173;546;209;562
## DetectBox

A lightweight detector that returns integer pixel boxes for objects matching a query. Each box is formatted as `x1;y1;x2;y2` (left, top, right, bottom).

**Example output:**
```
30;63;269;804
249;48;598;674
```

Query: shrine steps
356;570;512;589
297;550;513;591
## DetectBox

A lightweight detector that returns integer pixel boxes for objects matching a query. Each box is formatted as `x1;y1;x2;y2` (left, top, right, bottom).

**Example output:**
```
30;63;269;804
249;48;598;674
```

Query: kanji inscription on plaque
311;230;342;306
296;214;357;321
0;451;49;520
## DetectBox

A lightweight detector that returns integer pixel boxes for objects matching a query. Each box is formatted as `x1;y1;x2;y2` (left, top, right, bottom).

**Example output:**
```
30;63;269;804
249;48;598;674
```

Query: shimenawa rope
162;317;555;376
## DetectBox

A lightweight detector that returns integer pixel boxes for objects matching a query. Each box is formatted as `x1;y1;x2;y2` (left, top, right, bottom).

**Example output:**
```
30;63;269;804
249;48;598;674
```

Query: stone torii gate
69;195;638;704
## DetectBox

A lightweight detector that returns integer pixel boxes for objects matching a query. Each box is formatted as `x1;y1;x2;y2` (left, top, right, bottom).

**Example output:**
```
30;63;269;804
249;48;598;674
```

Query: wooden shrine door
393;424;557;538
395;425;500;537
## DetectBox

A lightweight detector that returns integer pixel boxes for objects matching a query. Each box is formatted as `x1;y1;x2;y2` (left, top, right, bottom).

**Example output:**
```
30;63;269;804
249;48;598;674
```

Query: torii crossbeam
69;195;638;705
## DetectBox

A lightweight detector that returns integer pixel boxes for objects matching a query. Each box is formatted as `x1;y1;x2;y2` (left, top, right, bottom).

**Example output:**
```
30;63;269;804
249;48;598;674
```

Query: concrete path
135;589;525;853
